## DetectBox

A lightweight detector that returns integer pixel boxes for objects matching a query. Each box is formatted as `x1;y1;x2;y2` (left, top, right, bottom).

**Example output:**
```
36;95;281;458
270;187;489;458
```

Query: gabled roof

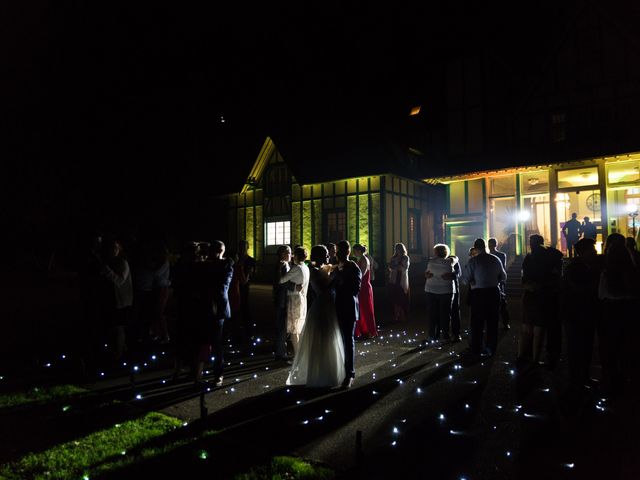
272;125;411;185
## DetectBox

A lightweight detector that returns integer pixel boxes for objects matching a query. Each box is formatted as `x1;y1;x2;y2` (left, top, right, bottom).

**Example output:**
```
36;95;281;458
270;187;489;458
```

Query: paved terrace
1;284;638;479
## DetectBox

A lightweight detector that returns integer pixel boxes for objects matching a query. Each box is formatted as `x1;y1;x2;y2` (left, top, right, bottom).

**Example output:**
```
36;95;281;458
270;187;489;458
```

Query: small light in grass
161;380;166;384
372;390;378;395
416;388;422;394
133;366;139;371
509;369;515;375
115;423;121;428
253;374;258;379
100;372;105;377
183;422;188;426
61;354;66;359
448;375;453;380
564;463;575;469
393;427;399;434
62;405;71;412
45;363;51;368
199;450;208;460
302;420;309;425
230;387;235;392
439;414;445;421
465;404;470;409
391;441;397;446
506;451;511;457
121;450;126;456
136;394;142;400
317;416;324;421
496;405;503;409
151;355;157;360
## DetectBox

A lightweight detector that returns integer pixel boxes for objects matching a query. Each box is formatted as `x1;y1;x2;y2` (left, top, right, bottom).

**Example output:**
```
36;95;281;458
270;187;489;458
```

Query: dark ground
1;283;639;479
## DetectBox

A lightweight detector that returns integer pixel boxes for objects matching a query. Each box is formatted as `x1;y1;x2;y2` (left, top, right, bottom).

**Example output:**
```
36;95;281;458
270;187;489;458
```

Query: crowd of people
422;229;639;401
76;227;639;399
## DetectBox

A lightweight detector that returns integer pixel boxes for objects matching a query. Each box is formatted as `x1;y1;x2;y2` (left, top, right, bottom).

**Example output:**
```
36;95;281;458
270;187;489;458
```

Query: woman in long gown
286;245;346;388
352;244;378;339
388;243;410;322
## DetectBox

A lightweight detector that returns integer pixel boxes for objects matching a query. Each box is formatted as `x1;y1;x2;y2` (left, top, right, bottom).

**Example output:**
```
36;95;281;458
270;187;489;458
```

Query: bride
286;245;346;387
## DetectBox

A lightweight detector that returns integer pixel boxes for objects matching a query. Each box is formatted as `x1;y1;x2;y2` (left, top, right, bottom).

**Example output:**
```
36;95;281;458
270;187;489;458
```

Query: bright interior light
517;210;531;221
625;203;638;214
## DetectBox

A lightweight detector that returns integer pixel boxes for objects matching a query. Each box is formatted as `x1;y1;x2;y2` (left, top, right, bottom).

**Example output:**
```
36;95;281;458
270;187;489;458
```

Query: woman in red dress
353;244;378;339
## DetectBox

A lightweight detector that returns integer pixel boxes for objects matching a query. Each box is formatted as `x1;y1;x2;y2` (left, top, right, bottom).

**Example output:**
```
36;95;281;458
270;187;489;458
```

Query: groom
331;240;362;389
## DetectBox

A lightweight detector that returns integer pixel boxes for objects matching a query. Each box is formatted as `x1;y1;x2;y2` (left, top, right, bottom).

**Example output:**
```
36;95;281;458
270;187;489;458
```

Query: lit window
410;106;421;116
266;221;291;246
325;210;346;244
557;167;599;189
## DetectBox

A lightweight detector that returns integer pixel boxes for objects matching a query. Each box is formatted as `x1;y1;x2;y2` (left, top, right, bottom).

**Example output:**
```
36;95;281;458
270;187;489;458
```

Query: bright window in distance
266;221;291;246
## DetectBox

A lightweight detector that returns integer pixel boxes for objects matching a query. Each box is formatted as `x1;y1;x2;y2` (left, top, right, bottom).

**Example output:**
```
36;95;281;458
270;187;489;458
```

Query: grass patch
0;385;89;409
0;412;185;480
235;455;335;480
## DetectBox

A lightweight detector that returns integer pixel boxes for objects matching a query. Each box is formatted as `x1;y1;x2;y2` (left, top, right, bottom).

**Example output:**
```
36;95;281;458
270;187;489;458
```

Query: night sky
1;1;594;256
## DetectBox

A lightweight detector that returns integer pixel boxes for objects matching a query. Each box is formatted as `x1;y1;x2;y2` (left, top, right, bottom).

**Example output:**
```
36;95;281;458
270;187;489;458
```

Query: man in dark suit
331;240;362;388
204;240;234;387
273;245;292;362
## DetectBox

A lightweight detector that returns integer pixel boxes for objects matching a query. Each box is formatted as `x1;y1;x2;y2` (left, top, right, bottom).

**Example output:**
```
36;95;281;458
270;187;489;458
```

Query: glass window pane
490;197;516;248
266;221;291;246
490;175;515;196
467;179;484;212
607;160;640;185
557;167;599;189
521;170;549;195
449;182;465;215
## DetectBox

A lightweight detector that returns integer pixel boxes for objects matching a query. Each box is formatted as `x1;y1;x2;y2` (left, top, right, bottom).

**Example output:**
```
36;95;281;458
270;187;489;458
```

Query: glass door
489;197;517;260
607;187;640;240
555;190;602;255
521;194;551;247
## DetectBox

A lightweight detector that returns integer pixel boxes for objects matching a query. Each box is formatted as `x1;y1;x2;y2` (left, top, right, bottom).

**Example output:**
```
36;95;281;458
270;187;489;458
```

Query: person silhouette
581;216;597;241
488;238;510;330
330;240;362;389
273;245;292;362
562;212;581;258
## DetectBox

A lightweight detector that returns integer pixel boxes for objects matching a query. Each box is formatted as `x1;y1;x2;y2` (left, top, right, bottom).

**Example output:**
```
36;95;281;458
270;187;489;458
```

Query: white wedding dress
286;265;346;387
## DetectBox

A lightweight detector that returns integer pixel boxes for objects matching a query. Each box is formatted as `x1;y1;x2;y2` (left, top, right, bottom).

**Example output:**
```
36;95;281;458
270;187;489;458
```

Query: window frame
265;219;291;246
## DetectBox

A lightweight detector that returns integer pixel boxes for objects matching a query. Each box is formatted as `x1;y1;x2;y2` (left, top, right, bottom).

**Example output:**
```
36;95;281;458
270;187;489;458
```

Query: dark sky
1;1;589;248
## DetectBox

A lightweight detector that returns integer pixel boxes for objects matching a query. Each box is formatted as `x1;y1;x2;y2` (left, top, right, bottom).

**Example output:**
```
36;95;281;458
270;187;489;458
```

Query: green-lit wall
227;174;431;284
290;177;383;259
228;188;265;261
